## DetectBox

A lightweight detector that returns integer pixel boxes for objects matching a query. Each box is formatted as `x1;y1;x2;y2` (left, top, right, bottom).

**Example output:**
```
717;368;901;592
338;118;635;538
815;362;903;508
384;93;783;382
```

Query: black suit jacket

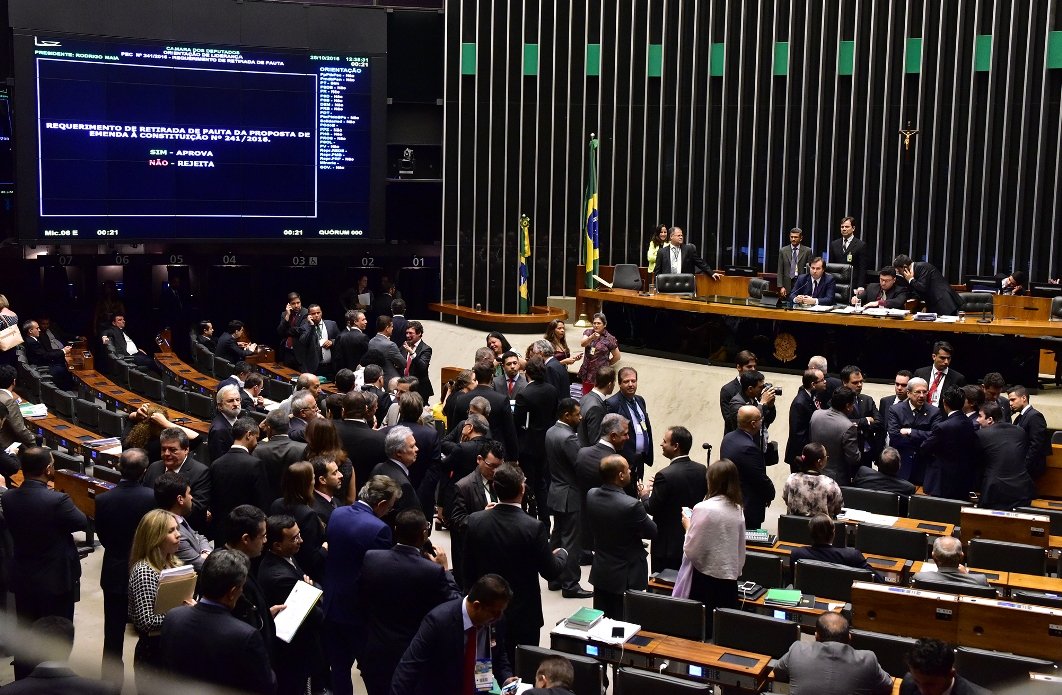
311;490;338;525
719;377;742;419
257;551;324;666
270;498;327;581
208;413;236;461
878;394;903;415
438;439;483;519
1013;406;1049;478
0;663;118;694
296;318;341;374
370;459;421;526
605;392;654;469
720;429;774;529
850;466;916;497
544;357;571;400
920;412;980;500
654;243;713;275
515;380;559;433
976;424;1035;509
334;419;387;495
143;456;211;530
785;388;818;466
464;504;564;629
161;601;276;695
829;236;870;287
276;306;309;346
94;480;156;594
886;401;942;482
906;262;963;315
253;435;307;501
406;340;434;399
862;281;910;309
545;422;581;513
900;674;990;695
24;335;66;367
914;366;966;407
574;442;613;493
790;545;879;578
389;315;409;349
334;327;369;372
210;446;272;538
450;385;519;460
790;272;837;305
586;484;657;593
2;479;88;596
215;332;254;363
645;457;708;571
358;544;460;682
100;326;138;358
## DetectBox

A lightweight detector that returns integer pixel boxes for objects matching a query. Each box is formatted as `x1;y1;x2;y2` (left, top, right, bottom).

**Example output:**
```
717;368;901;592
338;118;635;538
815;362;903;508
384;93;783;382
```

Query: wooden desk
892;516;955;537
961;507;1052;548
71;369;210;435
1039;445;1062;500
428;302;567;325
956;595;1062;661
741;592;848;631
994;294;1054;321
245;352;337;394
155;352;219;396
1032;498;1062;511
850;582;961;643
999;571;1062;595
27;415;120;467
52;468;114;519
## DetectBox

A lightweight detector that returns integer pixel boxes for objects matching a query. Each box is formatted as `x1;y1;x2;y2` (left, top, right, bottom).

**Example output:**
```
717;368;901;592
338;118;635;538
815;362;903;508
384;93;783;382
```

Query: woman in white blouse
679;458;747;639
128;509;183;692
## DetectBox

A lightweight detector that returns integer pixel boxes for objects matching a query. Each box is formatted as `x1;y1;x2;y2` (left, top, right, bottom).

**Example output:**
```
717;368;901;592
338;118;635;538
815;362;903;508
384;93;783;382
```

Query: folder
274;580;323;643
153;567;196;614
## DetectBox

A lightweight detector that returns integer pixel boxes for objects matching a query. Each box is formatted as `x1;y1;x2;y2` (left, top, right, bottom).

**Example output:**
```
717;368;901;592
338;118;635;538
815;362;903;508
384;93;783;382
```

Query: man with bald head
585;454;657;618
653;226;721;279
775;613;893;695
721;405;775;529
911;536;991;589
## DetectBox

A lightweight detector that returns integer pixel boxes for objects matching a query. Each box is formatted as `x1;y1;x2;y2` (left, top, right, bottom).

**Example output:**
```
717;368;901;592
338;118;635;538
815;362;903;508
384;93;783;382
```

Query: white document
357;292;372;307
273;580;323;643
591;274;614;289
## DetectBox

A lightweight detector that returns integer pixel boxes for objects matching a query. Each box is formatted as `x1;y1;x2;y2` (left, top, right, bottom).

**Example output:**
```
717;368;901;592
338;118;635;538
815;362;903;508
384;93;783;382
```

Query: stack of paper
19;403;48;418
763;588;802;607
154;565;196;614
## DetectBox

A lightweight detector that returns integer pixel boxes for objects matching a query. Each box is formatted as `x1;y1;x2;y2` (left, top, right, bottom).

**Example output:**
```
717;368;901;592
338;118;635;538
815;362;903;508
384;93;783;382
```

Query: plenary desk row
906;564;1062;596
52;468;116;520
246;350;338;395
850;581;1062;662
745;538;914;585
72;368;210;435
155;352;219;396
27;414;120;468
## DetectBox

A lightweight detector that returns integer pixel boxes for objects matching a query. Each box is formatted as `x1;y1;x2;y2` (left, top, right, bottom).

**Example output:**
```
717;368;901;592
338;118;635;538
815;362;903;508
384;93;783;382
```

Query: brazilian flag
583;136;600;288
518;215;531;314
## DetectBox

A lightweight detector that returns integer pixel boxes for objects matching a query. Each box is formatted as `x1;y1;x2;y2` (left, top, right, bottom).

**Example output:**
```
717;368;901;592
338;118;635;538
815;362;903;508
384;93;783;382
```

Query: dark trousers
101;590;128;688
13;590;76;679
325;619;364;695
504;620;541;669
130;352;162;375
593;590;625;620
689;572;738;640
133;634;163;695
549;509;583;590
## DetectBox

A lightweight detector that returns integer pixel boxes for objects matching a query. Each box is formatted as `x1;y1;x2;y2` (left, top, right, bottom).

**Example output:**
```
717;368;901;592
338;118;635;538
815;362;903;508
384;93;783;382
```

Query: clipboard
274;580;323;643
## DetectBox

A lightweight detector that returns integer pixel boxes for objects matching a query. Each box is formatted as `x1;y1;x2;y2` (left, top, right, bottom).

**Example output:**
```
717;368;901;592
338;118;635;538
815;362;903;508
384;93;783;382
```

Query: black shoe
547;582;561;591
562;587;594;599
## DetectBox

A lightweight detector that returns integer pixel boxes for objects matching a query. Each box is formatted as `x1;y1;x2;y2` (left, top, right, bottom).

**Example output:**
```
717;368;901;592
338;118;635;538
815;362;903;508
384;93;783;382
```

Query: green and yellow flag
518;214;531;314
583;136;600;288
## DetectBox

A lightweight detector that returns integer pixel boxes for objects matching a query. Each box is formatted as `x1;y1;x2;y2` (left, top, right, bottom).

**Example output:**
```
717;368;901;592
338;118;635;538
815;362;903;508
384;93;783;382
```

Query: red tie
405;351;413;376
927;371;944;402
463;627;478;694
507;378;515;397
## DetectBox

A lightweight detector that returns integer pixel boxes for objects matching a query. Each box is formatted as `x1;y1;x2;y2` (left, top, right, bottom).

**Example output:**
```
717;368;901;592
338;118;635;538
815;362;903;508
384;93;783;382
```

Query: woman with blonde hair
128;508;184;692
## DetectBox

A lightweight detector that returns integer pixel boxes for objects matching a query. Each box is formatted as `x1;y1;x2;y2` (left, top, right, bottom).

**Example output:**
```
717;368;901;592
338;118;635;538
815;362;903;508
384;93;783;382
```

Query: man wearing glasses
288;390;320;443
785;369;827;472
721;405;775;530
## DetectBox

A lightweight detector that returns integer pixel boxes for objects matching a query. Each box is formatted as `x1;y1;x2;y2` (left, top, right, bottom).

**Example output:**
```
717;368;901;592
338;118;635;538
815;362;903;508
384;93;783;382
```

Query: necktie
791;247;799;276
672;246;680;271
844;240;850;253
812;279;818;296
879;289;887;304
405;350;413;376
927;371;944;403
486;481;498;503
285;314;297;348
463;627;478;694
316;323;323;341
507;378;515;397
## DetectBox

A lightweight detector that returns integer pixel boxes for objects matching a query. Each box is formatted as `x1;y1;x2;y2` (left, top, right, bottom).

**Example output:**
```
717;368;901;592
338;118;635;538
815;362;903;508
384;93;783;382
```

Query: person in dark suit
808;355;843;410
161;550;276;695
605;367;654;486
718;350;759;419
362;316;405;382
330;391;385;490
653;226;721;278
100;312;160;374
448;438;504;589
850;447;916;497
879;370;912;415
981;372;1012;422
829;216;871;288
276;292;309;370
585;455;657;619
22;320;75;390
259;514;325;695
215;319;258;363
789;515;882;580
335;310;370;373
222;505;279;658
370;426;423;529
0;365;37;451
390;574;516;695
296;304;340;377
208;384;243;461
311;456;343;524
910;536;991;588
856;266;910;309
919;388;980;500
785;369;825;471
155;472;213;572
577;366;615;446
975;402;1035;509
195;319;217;352
645;426;707;572
449;362;520;460
777;227;813;298
4;616;119;695
914;340;966;409
790;257;837;306
493;351;528;398
575;413;630;562
524;655;578;695
210;418;271;540
389;298;409;350
887;377;942;483
3;447;88;678
401;320;434;402
387;391;444;517
842;365;885;468
775;613;892;695
900;638;992;695
463;464;566;665
94;449;156;688
254;409;308;502
720;405;775;529
1008;385;1050;478
143;427;212;533
534;339;573;401
893;254;963;316
724;369;779;438
358;508;459;695
216;362;259;412
545;399;592;598
514;357;559;522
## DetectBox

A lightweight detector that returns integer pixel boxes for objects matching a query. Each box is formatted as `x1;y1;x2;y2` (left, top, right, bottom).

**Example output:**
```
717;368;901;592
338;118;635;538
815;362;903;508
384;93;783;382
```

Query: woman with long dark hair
271;461;327;580
783;442;844;517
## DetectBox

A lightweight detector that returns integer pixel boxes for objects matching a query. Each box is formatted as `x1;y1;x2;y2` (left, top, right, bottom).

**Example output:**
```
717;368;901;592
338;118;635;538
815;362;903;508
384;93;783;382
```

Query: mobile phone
682;507;693;519
501;680;521;695
612;626;625;638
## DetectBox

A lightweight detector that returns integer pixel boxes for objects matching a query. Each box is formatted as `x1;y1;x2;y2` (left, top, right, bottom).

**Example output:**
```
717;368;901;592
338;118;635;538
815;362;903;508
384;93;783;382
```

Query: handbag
0;323;23;351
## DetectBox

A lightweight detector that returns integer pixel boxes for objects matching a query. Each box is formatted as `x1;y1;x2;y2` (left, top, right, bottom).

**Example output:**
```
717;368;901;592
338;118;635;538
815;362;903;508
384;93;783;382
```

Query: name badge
589;347;596;356
847;253;853;263
475;659;494;691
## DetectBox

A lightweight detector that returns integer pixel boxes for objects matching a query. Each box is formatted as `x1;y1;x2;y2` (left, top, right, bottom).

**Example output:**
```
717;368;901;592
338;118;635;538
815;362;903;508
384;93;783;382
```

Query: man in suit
545;399;592;598
209;417;271;540
312;455;343;524
254;409;308;501
464;464;566;665
5;616;119;695
718;350;758;419
1008;384;1050;478
362;315;405;382
370;425;422;528
900;638;991;695
809;355;844;410
390;573;516;695
216;362;259;412
790;256;837;306
323;475;401;695
143;427;212;531
215;319;258;363
449;438;504;589
155;472;213;572
777;227;812;298
775;613;893;695
879;369;912;415
276;291;308;369
208;384;243;461
514;356;559;522
358;509;459;695
585;455;657;619
94;448;156;688
389;298;409;349
222;506;278;658
335;309;370;373
3;447;87;677
785;369;825;471
829;216;871;288
401;320;434;402
856;266;910;309
887;377;942;483
911;536;991;588
0;364;36;451
851;447;916;497
287;389;321;443
387;391;443;517
654;226;721;279
195;319;217;352
533;338;574;401
919;388;980;500
842;365;885;468
893;254;963;316
721;405;775;529
577;365;615;446
975;401;1035;509
100;312;160;374
333;390;386;487
296;303;340;377
789;515;882;577
524;656;578;695
449;362;520;460
605;367;654;486
915;340;966;409
645;426;707;572
493;350;528;399
724;369;778;443
981;372;1012;421
575;413;629;520
162;550;276;695
259;514;325;695
22;320;75;390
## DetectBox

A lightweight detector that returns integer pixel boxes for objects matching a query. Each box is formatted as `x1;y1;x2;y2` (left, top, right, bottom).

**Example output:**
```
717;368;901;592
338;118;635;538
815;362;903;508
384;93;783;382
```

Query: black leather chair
655;273;697;295
97;408;127;438
74;398;101;430
793;559;874;602
824;262;853;304
50;448;86;474
267;378;295;402
140;375;164;402
50;388;77;421
213;357;235;379
194;346;215;376
185;391;215;420
164;385;188;413
514;646;604;695
958;291;994;317
911;575;999;598
840;486;903;516
614;667;712;694
747;277;770;299
623;590;705;641
1015;506;1062;536
907;495;969;526
966;538;1046;576
854;523;928;562
954;646;1057;691
739;550;784;589
91;464;122;484
612;263;643;290
778;514;846;546
850;630;919;678
713;608;799;659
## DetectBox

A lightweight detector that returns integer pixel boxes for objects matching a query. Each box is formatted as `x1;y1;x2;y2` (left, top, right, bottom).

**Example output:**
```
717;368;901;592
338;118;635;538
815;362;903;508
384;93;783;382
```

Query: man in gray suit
154;471;212;572
0;364;36;451
777;227;812;299
545;399;591;598
577;366;615;446
808;386;862;484
575;414;629;564
911;536;991;589
362;315;404;382
253;409;308;501
775;613;893;695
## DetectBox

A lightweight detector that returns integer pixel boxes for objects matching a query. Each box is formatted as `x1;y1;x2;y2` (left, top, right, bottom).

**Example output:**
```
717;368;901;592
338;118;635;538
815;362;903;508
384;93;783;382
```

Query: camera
764;383;782;396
